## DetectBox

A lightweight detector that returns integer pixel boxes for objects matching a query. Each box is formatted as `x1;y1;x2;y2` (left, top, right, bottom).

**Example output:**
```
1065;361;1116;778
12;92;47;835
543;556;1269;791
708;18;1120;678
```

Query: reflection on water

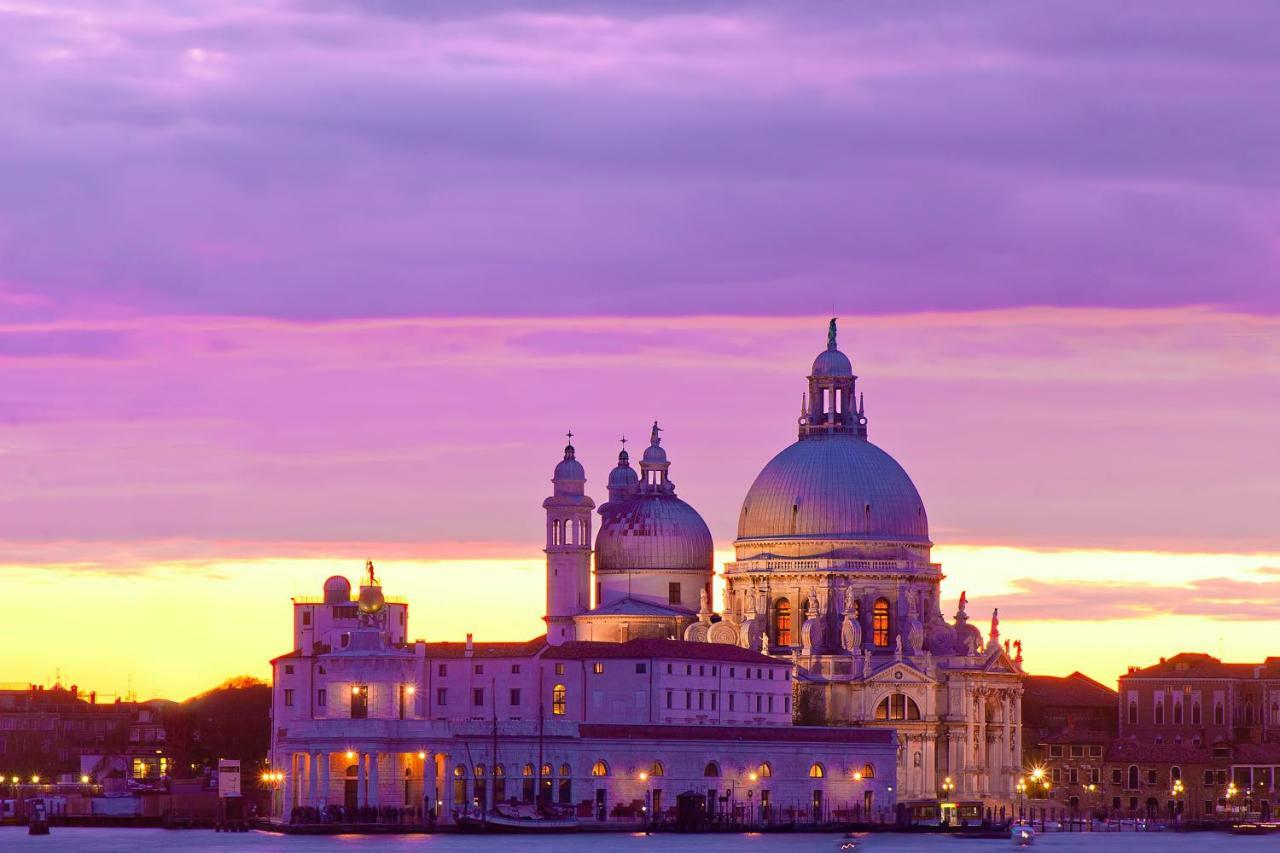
1;828;1277;852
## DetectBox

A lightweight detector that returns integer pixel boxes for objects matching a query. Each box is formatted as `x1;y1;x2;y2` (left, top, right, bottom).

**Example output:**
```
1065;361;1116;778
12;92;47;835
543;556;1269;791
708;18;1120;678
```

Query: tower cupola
799;318;868;440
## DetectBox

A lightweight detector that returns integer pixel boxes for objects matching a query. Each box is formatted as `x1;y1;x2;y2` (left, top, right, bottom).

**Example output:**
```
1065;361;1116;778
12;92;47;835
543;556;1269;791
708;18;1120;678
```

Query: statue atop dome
828;316;838;350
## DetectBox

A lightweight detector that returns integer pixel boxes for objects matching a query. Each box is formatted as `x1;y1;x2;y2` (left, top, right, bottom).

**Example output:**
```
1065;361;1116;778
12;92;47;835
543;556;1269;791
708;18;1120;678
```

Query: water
1;829;1276;853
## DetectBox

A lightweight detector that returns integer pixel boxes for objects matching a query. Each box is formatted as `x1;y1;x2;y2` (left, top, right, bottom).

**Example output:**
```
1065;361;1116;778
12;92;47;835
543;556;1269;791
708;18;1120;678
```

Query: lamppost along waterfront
1016;778;1026;820
638;771;650;833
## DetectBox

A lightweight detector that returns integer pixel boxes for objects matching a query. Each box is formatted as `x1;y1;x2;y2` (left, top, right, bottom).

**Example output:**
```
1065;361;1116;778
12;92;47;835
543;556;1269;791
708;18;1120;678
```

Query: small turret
604;437;639;506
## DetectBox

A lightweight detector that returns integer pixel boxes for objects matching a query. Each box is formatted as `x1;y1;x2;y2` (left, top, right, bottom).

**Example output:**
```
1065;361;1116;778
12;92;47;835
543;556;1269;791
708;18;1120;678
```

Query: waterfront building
269;565;896;826
268;321;1025;826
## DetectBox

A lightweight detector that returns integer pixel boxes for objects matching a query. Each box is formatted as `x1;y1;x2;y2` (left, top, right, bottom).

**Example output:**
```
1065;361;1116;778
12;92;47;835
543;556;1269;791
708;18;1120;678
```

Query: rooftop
580;723;894;745
1023;672;1117;709
544;638;781;665
1122;653;1260;680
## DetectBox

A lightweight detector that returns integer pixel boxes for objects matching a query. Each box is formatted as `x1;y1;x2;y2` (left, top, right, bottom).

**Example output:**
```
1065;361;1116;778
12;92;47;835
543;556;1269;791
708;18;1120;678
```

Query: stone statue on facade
800;588;823;655
840;607;862;655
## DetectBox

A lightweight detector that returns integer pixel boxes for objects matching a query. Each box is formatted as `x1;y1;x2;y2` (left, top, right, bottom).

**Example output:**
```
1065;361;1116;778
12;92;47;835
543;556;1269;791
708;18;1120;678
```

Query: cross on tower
565;429;574;444
619;435;627;448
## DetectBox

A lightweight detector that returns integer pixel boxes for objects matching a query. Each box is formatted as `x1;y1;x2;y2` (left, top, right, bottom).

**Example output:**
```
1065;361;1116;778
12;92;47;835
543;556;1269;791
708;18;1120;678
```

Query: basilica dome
737;434;929;544
596;494;713;572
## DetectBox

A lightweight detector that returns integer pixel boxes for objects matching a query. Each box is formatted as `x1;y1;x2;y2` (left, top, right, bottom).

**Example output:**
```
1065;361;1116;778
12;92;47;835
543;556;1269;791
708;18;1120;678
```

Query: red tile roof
423;637;547;659
1232;742;1280;763
1104;738;1213;763
1121;653;1258;679
579;723;894;745
543;638;780;665
1023;672;1117;708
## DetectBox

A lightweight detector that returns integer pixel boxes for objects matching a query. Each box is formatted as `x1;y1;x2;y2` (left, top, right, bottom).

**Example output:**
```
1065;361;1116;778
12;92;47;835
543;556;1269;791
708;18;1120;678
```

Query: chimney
464;633;474;657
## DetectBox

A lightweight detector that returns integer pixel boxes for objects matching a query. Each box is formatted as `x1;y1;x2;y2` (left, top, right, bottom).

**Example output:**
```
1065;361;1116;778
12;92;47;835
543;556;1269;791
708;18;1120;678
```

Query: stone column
357;752;367;807
279;752;294;819
308;752;318;807
422;753;436;819
319;752;330;807
369;751;380;808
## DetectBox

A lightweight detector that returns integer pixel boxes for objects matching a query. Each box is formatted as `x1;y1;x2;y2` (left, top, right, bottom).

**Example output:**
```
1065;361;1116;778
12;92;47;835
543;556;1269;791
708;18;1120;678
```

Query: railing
725;559;940;574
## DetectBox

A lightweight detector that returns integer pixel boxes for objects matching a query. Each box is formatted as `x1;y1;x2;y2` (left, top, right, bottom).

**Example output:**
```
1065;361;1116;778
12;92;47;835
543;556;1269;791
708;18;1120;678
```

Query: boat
1010;822;1035;846
1230;823;1277;836
455;802;579;834
28;798;50;836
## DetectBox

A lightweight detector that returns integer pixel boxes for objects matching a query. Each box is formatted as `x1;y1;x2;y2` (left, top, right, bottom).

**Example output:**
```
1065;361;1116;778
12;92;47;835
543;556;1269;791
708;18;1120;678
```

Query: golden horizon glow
4;545;1278;700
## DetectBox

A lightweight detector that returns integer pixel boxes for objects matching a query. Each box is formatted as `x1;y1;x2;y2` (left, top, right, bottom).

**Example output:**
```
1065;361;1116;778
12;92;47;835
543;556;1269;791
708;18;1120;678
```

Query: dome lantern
800;318;867;440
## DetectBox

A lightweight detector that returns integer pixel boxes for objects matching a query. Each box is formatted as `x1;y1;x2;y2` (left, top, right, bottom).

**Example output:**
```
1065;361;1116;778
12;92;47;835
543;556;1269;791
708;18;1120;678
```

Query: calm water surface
1;829;1276;852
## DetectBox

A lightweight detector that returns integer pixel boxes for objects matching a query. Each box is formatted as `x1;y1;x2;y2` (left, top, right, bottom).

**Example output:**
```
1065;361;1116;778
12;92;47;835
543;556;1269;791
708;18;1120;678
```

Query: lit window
773;599;792;647
872;599;890;646
591;761;609;777
593;662;604;675
283;689;294;707
809;763;825;778
552;684;567;716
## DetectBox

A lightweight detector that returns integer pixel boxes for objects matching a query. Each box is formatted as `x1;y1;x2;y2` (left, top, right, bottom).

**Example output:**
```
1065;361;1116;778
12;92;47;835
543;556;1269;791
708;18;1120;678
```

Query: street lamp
1016;778;1027;820
638;771;650;833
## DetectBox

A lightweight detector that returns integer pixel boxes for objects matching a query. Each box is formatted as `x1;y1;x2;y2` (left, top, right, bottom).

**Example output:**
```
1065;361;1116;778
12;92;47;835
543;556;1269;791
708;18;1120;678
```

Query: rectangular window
593;662;605;675
473;688;484;707
511;664;521;674
1203;770;1214;785
712;666;717;676
668;582;681;604
667;664;673;674
784;696;790;714
437;688;448;706
510;688;521;706
635;663;647;674
284;664;294;675
699;665;705;676
685;690;692;709
1112;768;1122;785
474;664;484;675
1051;768;1061;784
698;692;705;710
1068;768;1078;784
302;610;311;626
730;668;735;678
1089;745;1102;757
729;694;735;711
283;689;294;707
351;685;368;719
1050;745;1063;757
755;695;762;713
438;664;448;677
686;665;692;675
666;690;673;709
711;693;717;710
317;689;326;707
1070;745;1084;758
768;695;774;713
555;663;565;675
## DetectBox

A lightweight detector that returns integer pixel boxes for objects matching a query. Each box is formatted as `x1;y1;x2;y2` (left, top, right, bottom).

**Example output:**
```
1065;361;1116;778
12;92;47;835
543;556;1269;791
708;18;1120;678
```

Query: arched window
1170;766;1181;781
1127;765;1139;789
874;694;921;721
552;684;567;716
1214;703;1224;726
1173;703;1183;724
541;763;553;778
704;762;721;777
454;765;465;778
522;763;534;777
474;763;486;778
809;762;825;778
1154;702;1164;725
649;762;664;777
591;761;609;777
757;762;772;778
1192;703;1202;725
872;598;890;646
560;763;571;777
774;599;792;647
860;763;875;779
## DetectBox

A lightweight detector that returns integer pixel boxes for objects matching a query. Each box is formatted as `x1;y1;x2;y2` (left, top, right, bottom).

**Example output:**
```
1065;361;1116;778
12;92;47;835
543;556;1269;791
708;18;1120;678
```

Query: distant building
1023;671;1117;766
0;684;167;783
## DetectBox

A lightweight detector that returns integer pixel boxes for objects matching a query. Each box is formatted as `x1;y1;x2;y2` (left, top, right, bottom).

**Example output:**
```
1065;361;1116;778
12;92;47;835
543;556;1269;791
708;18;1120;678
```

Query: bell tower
542;434;595;645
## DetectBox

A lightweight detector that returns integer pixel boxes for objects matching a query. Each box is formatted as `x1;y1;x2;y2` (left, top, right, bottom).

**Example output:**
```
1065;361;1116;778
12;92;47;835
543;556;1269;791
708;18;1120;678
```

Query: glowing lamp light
405;685;415;695
80;775;90;784
346;750;356;759
417;751;426;760
749;772;759;782
352;686;361;694
31;775;40;784
854;772;863;781
1031;767;1045;781
638;772;648;781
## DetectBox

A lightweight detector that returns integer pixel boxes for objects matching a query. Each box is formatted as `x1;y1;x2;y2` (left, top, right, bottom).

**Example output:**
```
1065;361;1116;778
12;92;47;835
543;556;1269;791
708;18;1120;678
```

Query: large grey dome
737;434;929;543
596;494;713;572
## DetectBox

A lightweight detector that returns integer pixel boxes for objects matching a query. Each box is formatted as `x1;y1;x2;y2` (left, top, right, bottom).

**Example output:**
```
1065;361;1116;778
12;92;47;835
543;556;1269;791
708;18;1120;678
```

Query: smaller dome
357;584;385;614
641;443;667;464
608;452;639;489
811;347;852;377
323;576;351;604
554;445;585;481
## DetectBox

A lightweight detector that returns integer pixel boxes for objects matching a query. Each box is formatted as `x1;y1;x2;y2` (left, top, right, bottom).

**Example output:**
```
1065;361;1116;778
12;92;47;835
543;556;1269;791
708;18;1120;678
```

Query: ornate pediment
864;658;935;685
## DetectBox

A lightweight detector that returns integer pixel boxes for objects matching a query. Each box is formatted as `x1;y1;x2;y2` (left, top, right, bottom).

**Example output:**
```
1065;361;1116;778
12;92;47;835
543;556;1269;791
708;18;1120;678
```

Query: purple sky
2;1;1279;694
